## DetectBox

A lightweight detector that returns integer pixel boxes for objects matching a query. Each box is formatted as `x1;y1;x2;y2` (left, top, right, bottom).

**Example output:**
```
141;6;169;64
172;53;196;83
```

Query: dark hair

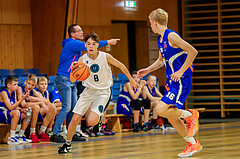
131;71;138;76
68;24;79;38
5;76;18;87
84;32;99;43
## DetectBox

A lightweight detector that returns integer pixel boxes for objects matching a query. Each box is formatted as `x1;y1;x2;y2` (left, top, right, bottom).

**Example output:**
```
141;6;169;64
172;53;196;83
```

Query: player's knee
71;115;81;124
156;104;167;117
32;105;40;113
11;110;20;117
130;99;141;110
87;118;99;126
142;99;151;109
152;99;160;107
48;103;56;114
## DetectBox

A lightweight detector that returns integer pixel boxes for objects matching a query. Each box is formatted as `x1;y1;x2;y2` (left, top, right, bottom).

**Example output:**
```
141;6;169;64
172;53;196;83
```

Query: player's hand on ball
71;61;78;69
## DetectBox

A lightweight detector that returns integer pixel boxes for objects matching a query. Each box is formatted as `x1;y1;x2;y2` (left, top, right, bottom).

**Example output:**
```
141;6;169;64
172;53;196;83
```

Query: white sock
10;130;16;137
18;129;25;137
183;136;196;144
180;110;192;119
46;128;52;133
66;140;71;145
76;125;81;133
38;126;47;135
30;128;36;134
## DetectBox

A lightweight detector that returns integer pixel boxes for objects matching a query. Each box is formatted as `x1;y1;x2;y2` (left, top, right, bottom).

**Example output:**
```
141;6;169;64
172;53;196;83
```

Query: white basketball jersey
82;51;113;89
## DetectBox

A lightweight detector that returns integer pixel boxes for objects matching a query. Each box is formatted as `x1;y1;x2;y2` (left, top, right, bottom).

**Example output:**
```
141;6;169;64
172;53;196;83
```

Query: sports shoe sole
177;145;203;158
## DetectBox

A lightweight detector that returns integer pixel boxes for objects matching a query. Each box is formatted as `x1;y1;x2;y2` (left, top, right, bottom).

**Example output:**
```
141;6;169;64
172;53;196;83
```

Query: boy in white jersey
138;8;202;157
58;32;137;154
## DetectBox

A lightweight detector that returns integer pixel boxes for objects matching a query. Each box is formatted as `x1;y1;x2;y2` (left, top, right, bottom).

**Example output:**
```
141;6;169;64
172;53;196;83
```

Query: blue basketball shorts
117;101;133;117
37;112;44;122
161;76;192;109
0;110;22;124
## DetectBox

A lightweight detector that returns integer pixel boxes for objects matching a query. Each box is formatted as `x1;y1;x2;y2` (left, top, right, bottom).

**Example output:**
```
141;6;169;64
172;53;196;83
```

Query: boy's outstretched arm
138;51;164;78
106;54;137;89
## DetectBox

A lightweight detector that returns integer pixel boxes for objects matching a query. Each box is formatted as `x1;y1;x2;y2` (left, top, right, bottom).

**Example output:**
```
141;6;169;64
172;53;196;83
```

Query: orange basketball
71;62;90;81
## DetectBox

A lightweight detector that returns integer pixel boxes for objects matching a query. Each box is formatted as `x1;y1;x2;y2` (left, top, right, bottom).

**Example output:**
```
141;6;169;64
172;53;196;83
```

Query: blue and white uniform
36;89;48;99
0;89;21;124
49;88;62;103
73;51;112;116
117;87;143;116
145;84;158;99
158;29;193;109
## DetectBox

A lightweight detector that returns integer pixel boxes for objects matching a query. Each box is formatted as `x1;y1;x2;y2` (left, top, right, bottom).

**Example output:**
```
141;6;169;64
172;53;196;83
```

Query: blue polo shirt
56;38;108;77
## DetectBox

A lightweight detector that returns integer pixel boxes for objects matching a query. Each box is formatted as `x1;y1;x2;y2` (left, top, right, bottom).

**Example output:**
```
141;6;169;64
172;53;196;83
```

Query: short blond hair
37;76;48;84
147;75;157;81
27;74;37;84
149;8;168;26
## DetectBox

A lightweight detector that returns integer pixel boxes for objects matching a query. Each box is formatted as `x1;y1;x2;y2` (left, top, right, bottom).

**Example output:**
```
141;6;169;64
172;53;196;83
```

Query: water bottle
25;107;31;122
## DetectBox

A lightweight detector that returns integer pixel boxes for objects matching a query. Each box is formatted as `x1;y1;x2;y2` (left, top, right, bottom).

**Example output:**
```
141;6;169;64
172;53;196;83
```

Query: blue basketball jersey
146;84;158;99
0;89;15;111
157;29;194;79
49;88;62;103
36;89;48;99
0;89;21;124
117;87;143;116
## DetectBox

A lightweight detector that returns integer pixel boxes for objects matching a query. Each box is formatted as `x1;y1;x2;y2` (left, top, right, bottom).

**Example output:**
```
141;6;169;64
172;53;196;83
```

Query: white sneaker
18;136;32;143
60;131;67;139
77;130;89;138
7;137;21;145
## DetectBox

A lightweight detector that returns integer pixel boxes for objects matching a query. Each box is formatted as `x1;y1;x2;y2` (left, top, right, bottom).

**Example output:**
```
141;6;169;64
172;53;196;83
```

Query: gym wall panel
2;0;20;24
76;0;86;25
31;0;67;76
111;23;129;76
0;0;33;72
0;0;2;24
19;0;31;24
99;0;115;26
0;25;33;70
84;0;101;26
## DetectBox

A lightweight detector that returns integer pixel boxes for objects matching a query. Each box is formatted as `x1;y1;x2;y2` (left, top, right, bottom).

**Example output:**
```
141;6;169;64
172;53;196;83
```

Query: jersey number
94;75;99;82
166;92;175;100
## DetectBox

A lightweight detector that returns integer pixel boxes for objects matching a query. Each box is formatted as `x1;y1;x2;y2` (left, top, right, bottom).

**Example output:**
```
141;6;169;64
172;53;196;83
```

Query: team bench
0;122;43;144
106;114;126;133
0;123;10;143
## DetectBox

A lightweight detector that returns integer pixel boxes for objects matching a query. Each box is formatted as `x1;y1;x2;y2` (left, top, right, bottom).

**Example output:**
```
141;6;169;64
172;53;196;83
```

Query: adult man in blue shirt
51;24;120;142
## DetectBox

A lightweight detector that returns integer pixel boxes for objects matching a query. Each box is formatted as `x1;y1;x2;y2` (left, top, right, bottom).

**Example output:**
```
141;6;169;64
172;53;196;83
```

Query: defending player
138;8;202;157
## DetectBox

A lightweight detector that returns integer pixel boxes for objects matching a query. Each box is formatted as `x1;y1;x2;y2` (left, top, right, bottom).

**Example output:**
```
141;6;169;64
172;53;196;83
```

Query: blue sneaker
18;136;32;143
7;137;21;145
